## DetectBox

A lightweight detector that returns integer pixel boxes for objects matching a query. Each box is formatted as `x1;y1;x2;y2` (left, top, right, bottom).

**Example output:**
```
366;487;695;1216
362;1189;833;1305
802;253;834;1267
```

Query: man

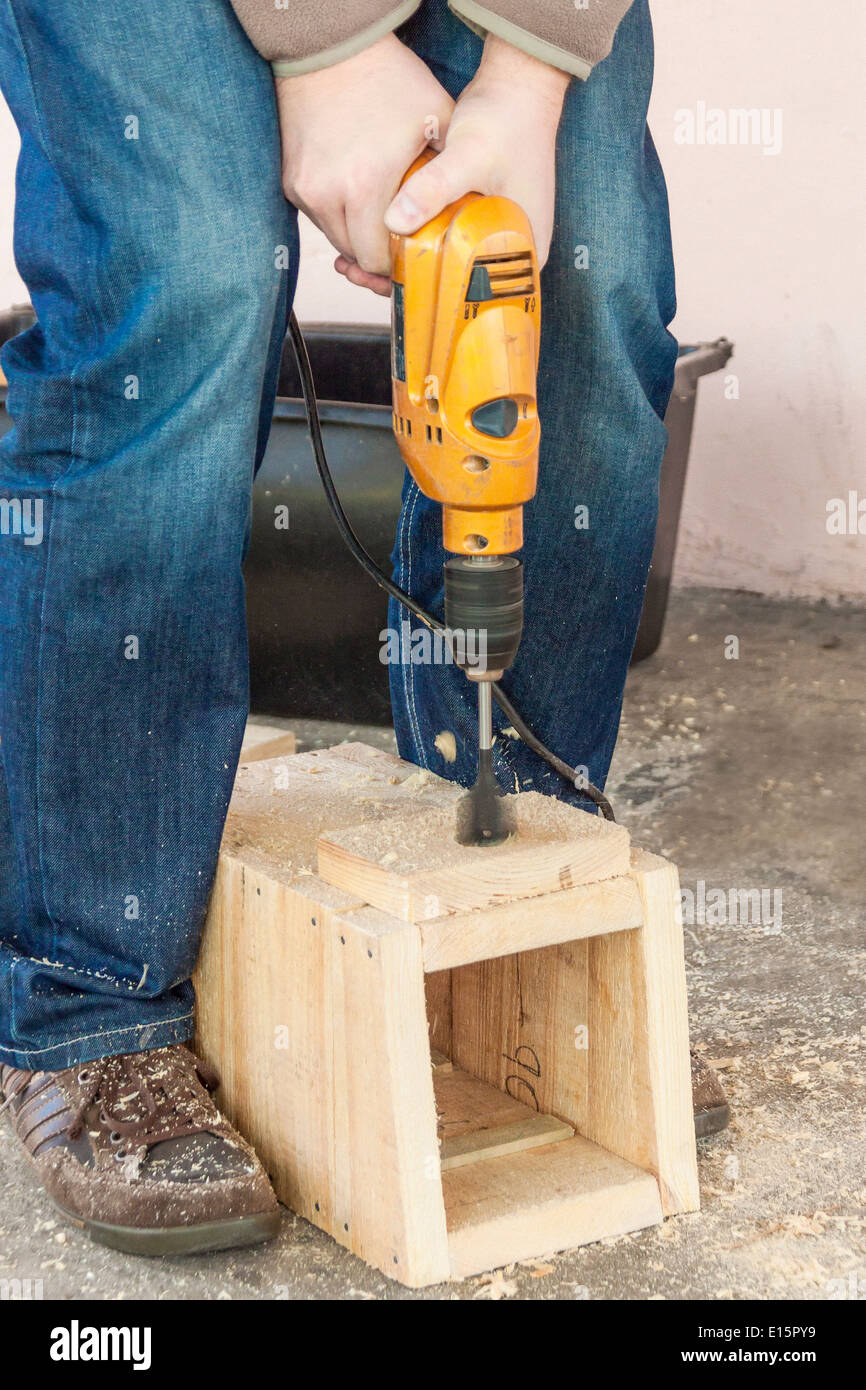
0;0;725;1256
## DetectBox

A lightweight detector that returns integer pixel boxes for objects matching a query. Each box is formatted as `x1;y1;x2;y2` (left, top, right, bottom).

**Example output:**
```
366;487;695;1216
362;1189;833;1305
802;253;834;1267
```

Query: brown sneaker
0;1043;280;1256
691;1050;731;1139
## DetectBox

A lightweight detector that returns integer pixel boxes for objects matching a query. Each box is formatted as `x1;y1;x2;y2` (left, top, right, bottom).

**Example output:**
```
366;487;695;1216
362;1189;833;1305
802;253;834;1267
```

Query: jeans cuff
0;1012;195;1073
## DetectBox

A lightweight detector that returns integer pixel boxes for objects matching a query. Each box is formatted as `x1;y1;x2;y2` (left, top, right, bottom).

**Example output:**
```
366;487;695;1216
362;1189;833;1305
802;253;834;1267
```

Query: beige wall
649;0;864;600
0;97;21;312
1;0;863;598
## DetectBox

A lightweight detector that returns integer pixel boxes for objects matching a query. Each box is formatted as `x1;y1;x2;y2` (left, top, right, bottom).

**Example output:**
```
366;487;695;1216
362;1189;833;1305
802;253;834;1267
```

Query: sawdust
473;1270;519;1300
319;788;626;880
221;745;462;877
433;731;457;763
397;768;436;793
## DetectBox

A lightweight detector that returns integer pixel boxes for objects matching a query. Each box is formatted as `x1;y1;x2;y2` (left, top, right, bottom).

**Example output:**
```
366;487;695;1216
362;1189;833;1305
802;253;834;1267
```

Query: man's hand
383;37;569;278
276;34;453;296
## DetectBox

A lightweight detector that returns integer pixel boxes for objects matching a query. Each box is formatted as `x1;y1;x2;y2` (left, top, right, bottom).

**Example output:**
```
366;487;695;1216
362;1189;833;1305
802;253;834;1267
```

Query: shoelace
0;1076;29;1116
66;1049;221;1146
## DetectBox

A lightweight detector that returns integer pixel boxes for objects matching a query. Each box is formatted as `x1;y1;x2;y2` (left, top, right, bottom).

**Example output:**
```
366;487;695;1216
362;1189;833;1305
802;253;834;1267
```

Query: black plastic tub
0;308;732;723
250;325;733;719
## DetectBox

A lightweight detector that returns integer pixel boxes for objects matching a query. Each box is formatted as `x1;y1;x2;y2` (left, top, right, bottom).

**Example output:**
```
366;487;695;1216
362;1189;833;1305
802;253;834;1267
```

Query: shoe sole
51;1198;281;1256
694;1102;731;1140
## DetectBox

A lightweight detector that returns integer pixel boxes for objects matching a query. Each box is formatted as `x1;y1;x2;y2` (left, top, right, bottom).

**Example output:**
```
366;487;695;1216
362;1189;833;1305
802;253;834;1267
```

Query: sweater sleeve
447;0;635;80
228;0;421;77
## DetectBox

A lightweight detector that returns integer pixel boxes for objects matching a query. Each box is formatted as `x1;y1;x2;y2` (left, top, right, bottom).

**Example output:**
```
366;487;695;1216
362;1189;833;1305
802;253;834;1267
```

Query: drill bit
455;681;515;846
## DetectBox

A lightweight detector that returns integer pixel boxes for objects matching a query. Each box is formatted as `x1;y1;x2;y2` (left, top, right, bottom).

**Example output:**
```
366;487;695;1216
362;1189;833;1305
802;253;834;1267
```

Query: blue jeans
0;0;675;1070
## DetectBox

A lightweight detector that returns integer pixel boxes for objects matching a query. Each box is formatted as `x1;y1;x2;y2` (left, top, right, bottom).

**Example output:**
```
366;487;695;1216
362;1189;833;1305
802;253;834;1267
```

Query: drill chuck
444;555;524;680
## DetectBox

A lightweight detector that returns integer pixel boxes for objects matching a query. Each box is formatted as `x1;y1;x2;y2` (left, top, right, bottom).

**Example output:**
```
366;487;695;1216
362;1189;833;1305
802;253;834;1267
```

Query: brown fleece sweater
228;0;634;80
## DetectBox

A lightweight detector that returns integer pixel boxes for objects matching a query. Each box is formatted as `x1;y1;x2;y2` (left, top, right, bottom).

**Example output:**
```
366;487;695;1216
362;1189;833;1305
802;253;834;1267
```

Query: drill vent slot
466;252;535;302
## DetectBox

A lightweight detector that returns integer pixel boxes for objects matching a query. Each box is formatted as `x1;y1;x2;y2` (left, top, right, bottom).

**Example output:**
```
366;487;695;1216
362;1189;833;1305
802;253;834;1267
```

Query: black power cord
287;311;616;822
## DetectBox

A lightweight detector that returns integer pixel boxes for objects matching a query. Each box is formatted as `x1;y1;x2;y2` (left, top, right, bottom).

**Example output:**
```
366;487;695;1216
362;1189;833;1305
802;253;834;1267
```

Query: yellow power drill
389;154;541;844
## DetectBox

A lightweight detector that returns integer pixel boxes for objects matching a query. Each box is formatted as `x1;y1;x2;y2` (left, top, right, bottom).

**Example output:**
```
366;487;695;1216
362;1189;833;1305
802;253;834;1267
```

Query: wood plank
420;872;642;971
329;906;451;1286
441;1115;573;1170
434;1065;572;1170
239;723;297;763
581;850;699;1218
444;1136;663;1279
425;969;453;1056
436;1058;543;1136
222;744;461;883
632;849;700;1216
318;796;630;922
196;862;451;1287
430;1048;453;1073
585;927;655;1170
434;1063;569;1138
451;941;590;1129
194;863;363;1236
441;1115;572;1170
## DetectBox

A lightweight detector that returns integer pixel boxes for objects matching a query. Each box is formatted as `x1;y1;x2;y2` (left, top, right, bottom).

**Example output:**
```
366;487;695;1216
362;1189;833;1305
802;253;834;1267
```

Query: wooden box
195;744;699;1287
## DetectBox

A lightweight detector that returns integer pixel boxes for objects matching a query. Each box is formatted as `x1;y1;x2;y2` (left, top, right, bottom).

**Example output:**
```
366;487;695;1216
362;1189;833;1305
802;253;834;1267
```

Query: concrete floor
1;587;864;1301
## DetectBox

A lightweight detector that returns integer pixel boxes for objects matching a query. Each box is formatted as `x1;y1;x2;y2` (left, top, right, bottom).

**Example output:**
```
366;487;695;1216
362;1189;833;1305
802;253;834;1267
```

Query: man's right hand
275;35;454;295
